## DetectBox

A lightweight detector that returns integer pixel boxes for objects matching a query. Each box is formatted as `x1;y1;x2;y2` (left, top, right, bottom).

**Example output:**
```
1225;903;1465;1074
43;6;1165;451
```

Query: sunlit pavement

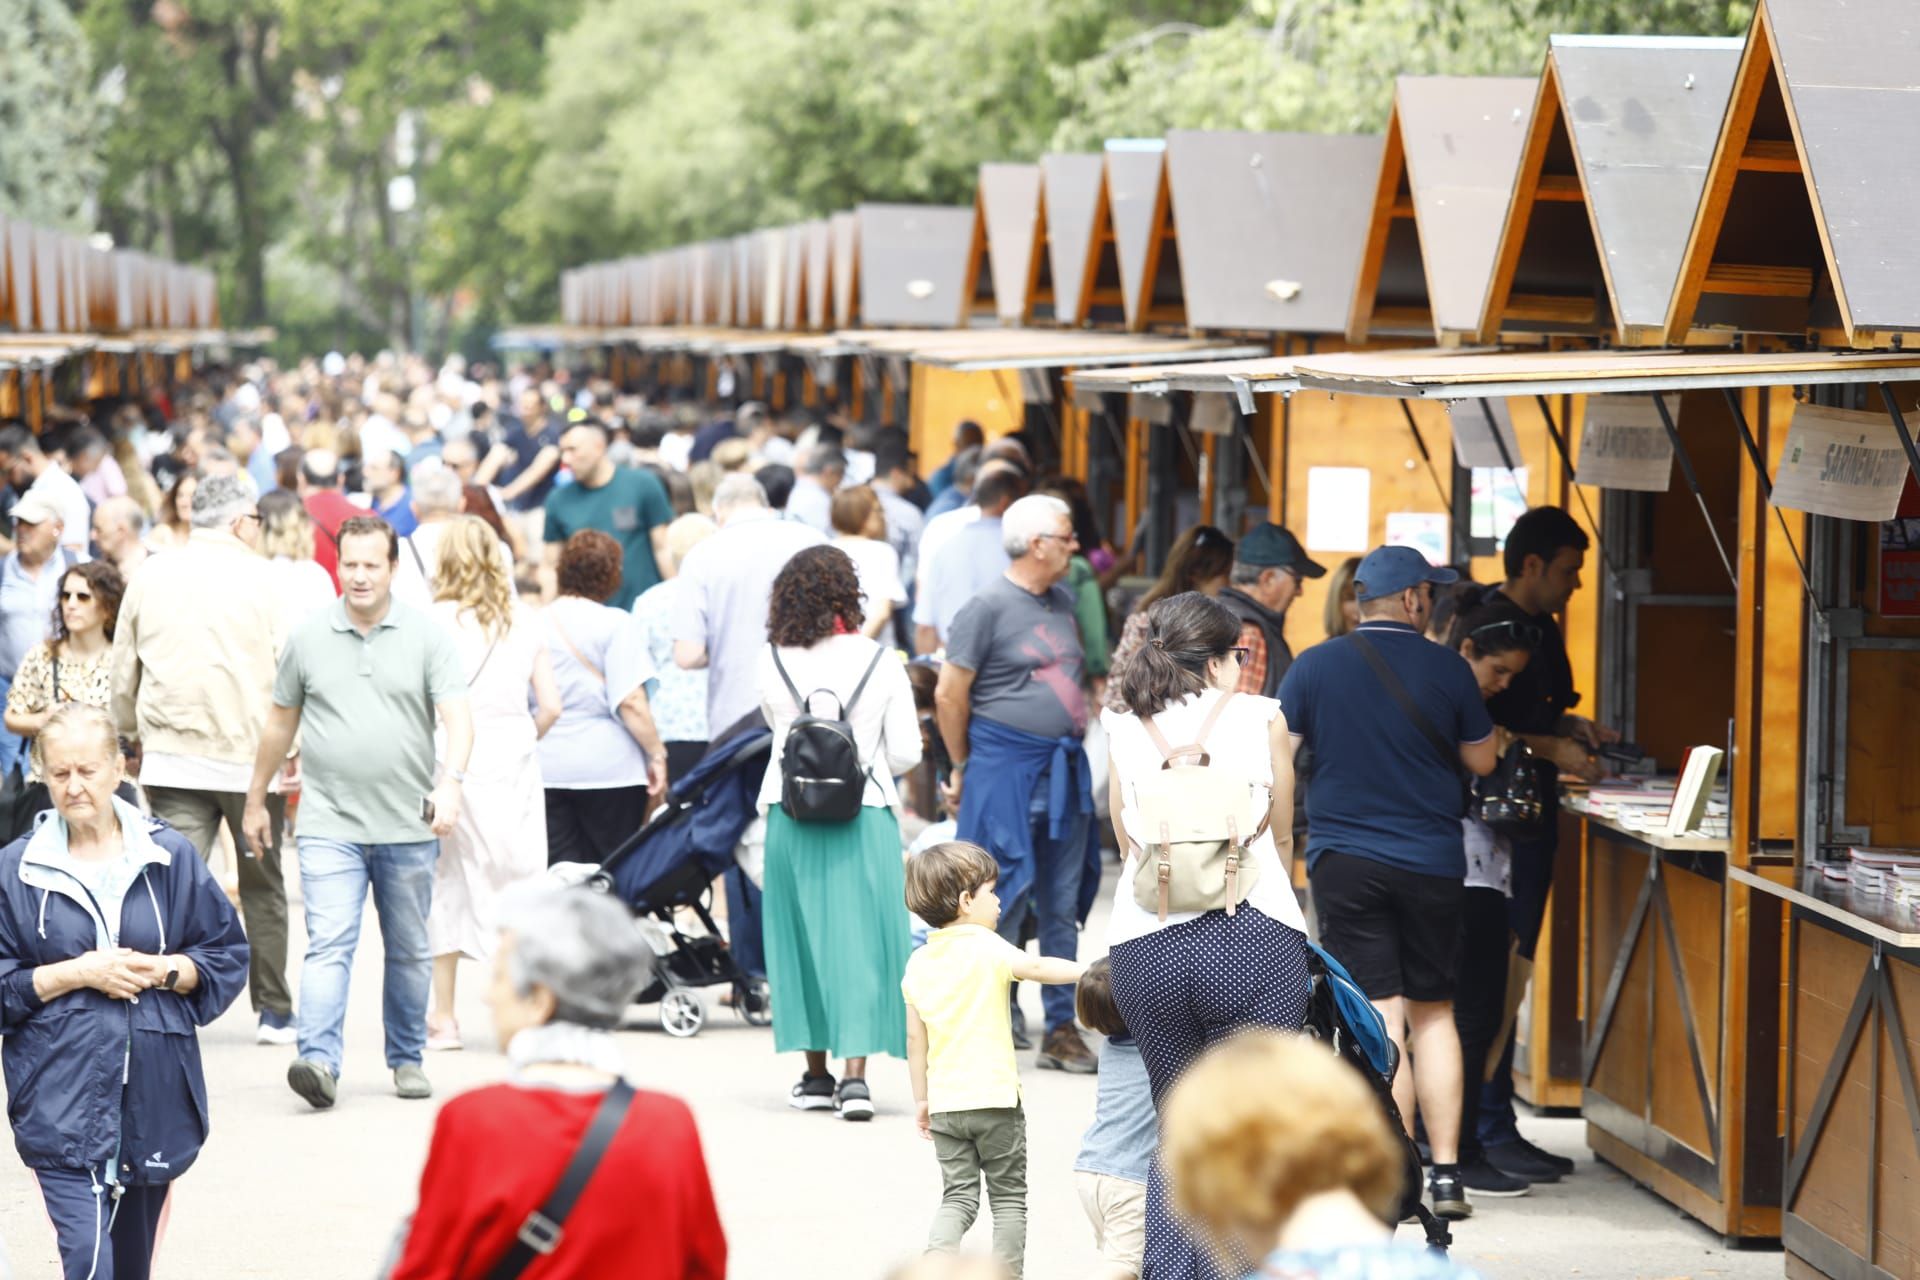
0;865;1784;1279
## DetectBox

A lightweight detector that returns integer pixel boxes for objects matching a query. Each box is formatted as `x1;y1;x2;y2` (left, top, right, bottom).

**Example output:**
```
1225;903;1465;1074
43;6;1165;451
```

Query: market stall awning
1068;357;1301;398
833;328;1264;372
1289;347;1920;400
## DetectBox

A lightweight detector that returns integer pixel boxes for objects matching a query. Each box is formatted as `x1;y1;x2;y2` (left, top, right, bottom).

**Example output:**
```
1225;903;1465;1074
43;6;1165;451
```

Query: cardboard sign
1017;367;1051;405
1189;391;1236;437
1576;395;1676;492
1447;397;1523;469
1771;405;1911;522
1129;390;1172;426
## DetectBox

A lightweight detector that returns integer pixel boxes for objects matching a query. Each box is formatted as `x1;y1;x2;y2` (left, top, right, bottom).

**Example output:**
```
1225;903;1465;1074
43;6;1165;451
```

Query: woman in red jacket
390;886;726;1279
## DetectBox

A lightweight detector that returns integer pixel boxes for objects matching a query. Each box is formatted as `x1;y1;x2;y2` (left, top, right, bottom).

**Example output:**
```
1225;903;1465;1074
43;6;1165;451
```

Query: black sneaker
1458;1156;1531;1198
789;1072;836;1112
1428;1168;1472;1220
287;1058;338;1111
1487;1137;1574;1181
834;1078;874;1122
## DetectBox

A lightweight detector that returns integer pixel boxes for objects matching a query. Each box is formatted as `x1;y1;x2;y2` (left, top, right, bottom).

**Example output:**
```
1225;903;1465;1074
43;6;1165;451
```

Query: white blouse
1101;687;1309;947
756;635;923;812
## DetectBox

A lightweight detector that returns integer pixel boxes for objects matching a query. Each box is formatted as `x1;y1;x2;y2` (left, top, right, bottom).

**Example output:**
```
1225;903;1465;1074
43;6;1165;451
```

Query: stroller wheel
659;989;705;1038
735;980;773;1026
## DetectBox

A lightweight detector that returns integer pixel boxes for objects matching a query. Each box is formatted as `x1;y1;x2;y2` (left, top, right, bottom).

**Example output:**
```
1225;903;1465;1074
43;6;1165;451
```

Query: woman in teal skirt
755;545;923;1120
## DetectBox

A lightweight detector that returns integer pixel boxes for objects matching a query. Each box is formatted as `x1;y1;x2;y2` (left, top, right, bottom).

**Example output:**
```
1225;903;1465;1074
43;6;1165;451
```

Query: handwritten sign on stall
1576;396;1676;492
1771;405;1911;523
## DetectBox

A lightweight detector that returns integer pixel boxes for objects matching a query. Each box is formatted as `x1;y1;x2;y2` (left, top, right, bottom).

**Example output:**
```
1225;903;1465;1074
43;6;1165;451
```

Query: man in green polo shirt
541;418;674;608
243;516;473;1111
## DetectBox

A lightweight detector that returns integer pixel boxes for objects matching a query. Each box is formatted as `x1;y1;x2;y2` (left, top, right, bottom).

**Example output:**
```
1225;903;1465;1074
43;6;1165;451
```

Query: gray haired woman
388;887;727;1278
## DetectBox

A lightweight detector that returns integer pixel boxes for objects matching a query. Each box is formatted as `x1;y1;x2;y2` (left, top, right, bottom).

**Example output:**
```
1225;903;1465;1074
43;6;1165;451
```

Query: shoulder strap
768;646;809;712
405;535;426;576
840;646;887;718
1349;632;1464;781
1140;690;1238;765
549;611;605;684
488;1080;635;1280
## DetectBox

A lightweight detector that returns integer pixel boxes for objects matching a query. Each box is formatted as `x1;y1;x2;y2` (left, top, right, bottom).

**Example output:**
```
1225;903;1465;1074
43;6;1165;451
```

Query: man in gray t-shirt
943;575;1086;739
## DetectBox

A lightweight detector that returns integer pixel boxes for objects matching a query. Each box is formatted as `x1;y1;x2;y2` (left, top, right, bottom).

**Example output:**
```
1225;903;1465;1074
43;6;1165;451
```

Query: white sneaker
256;1012;298;1046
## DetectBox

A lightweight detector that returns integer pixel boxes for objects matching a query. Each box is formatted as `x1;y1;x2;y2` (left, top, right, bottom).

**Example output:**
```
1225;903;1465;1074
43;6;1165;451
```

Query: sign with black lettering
1576;396;1675;492
1772;405;1910;522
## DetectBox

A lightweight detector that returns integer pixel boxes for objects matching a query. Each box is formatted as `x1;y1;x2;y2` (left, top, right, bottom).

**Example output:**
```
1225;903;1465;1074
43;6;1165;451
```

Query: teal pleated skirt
761;803;910;1059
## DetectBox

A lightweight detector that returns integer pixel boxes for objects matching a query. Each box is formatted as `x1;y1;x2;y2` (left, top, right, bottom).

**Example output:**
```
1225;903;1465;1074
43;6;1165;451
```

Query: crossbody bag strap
406;535;427;576
487;1080;636;1280
1350;631;1465;782
549;612;605;684
469;636;501;688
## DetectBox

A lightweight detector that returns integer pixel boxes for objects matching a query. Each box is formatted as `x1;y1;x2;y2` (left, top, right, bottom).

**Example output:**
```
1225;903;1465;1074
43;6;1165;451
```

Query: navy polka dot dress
1109;906;1315;1280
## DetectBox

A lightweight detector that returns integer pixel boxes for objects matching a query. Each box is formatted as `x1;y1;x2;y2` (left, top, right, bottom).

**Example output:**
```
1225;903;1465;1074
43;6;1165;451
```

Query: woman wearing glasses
4;560;130;833
1100;590;1314;1280
1440;585;1538;1198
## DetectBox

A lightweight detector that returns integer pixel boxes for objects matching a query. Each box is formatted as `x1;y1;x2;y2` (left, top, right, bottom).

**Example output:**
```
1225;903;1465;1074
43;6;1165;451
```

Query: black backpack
769;646;885;823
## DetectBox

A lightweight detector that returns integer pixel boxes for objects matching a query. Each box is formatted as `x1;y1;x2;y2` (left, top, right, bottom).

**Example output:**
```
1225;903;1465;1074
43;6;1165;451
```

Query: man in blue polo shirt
1278;544;1498;1220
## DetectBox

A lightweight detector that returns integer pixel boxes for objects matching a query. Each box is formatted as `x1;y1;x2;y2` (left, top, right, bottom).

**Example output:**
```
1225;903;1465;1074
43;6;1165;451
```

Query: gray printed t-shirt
944;576;1087;740
272;598;466;844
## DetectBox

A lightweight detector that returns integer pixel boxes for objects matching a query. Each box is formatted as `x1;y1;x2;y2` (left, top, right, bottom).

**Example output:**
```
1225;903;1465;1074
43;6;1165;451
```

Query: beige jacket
111;528;290;765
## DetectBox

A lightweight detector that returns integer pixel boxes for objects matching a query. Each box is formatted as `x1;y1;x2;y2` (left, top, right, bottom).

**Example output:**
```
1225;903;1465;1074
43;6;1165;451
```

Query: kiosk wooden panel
857;204;975;329
969;163;1044;325
1104;143;1172;332
1042;153;1103;327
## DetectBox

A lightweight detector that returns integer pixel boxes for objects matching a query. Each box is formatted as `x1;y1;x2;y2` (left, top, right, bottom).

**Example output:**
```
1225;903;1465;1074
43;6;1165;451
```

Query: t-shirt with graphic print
944;575;1086;740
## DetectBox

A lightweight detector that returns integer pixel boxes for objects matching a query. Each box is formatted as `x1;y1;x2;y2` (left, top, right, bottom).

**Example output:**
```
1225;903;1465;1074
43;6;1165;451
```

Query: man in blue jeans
244;516;473;1110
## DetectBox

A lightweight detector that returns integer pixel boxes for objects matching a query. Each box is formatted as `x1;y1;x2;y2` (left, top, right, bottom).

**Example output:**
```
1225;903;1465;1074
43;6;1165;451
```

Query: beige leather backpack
1127;692;1268;921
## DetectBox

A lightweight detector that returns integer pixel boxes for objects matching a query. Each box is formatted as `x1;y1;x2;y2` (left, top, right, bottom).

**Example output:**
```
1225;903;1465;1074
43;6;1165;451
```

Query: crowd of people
0;352;1608;1279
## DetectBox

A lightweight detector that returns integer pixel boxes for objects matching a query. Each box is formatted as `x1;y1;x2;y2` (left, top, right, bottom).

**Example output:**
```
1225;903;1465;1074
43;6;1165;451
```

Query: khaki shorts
1075;1170;1146;1277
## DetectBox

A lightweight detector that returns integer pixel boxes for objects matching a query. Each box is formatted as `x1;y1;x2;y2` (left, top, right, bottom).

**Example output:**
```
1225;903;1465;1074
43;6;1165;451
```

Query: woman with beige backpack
1100;591;1314;1280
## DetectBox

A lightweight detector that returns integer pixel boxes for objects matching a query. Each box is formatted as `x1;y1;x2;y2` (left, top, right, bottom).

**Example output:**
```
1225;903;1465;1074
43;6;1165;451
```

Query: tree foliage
0;0;102;230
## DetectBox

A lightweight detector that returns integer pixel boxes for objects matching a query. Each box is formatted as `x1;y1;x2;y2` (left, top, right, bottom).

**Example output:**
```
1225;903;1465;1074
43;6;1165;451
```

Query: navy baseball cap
1236;523;1326;578
1353;545;1458;603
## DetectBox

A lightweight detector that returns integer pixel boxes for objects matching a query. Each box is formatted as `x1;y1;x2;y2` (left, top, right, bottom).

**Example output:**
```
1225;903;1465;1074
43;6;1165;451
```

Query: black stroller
591;723;774;1038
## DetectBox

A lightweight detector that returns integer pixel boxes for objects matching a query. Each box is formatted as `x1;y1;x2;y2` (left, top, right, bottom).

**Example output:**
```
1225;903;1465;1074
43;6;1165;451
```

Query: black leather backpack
769;647;884;823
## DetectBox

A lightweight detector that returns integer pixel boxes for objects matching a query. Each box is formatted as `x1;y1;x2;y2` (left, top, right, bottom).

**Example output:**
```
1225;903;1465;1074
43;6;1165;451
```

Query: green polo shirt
272;598;466;844
542;466;673;609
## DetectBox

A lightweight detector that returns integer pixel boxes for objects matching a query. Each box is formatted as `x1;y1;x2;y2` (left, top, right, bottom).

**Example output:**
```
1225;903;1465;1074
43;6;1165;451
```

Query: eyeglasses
1470;618;1544;647
1036;532;1079;547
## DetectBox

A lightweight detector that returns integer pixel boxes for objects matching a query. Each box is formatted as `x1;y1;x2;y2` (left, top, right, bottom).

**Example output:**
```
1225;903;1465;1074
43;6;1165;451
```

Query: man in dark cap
1220;523;1324;697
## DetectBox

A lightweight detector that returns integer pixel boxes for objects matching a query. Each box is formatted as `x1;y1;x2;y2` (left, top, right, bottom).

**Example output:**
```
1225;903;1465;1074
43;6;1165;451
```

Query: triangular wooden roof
968;163;1044;324
1104;142;1174;331
1165;130;1382;335
1349;77;1534;344
1480;36;1740;346
830;212;859;327
856;203;976;328
1667;0;1920;346
779;225;805;330
804;220;832;331
1041;153;1103;326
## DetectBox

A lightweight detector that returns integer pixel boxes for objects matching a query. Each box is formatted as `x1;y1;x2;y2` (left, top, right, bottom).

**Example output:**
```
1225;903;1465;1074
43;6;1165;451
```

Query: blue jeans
995;809;1090;1034
0;673;26;777
295;837;438;1073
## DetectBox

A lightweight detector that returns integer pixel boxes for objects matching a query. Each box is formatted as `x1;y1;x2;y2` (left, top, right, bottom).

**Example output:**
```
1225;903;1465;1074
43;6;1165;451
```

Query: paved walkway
0;871;1787;1279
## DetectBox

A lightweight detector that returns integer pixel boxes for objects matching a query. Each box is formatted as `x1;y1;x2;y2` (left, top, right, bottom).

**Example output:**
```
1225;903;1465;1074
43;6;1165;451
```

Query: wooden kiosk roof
1165;130;1382;335
1040;153;1104;326
1480;36;1742;346
1293;346;1920;400
856;203;975;328
835;328;1262;372
1667;0;1920;347
968;163;1045;324
803;220;832;331
1348;77;1534;344
830;212;859;327
1103;141;1171;331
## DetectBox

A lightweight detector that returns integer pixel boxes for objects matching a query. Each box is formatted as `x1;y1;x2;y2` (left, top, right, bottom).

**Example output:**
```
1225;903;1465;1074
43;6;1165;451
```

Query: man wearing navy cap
1277;544;1500;1221
1220;523;1324;698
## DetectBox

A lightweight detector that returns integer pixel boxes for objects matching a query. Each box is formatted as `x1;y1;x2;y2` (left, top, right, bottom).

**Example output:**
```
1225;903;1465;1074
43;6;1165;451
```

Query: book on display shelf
1664;746;1725;839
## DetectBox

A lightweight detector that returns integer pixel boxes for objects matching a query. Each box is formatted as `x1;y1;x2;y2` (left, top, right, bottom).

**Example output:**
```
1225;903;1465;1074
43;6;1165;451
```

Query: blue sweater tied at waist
956;716;1096;918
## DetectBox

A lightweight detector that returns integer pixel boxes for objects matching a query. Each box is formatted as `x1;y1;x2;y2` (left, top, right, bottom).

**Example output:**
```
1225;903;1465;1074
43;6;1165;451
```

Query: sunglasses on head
1470;618;1544;647
1192;526;1231;551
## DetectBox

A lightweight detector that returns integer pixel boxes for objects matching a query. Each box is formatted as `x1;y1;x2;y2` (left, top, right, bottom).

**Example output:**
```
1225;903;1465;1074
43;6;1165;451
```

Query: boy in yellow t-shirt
902;841;1085;1280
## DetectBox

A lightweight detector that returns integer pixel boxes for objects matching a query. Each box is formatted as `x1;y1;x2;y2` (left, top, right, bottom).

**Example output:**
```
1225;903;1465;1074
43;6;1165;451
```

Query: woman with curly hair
539;529;668;866
426;516;563;1050
757;544;921;1120
4;560;130;826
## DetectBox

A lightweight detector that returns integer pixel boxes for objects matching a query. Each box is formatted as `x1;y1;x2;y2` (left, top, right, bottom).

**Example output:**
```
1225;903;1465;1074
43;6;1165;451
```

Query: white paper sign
1577;396;1676;492
1306;466;1371;552
1448;398;1524;469
1189;392;1236;437
1385;512;1450;566
1771;405;1912;522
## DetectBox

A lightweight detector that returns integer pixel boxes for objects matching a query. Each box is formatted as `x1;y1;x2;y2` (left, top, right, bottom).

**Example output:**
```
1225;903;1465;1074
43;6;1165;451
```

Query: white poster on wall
1385;512;1450;566
1448;397;1524;469
1576;396;1676;492
1772;404;1911;522
1305;466;1371;552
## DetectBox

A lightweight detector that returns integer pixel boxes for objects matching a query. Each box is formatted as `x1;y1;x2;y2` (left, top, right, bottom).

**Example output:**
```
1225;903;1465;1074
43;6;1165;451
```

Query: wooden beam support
1737;139;1799;173
1534;173;1585;201
1701;263;1814;298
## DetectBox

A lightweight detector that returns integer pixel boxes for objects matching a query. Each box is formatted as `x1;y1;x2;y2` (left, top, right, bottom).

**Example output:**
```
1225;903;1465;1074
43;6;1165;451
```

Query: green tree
0;0;102;229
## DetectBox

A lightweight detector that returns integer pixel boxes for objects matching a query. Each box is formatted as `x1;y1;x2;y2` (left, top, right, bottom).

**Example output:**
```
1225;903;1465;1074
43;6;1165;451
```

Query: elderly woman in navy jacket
0;703;248;1280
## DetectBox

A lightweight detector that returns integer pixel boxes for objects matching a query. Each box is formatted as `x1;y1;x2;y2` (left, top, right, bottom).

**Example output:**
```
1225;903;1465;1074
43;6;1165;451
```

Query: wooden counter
1736;869;1920;1279
1573;809;1783;1241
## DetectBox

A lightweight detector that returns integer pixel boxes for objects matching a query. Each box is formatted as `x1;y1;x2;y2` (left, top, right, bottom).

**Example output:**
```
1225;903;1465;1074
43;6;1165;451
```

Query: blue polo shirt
1278;621;1493;878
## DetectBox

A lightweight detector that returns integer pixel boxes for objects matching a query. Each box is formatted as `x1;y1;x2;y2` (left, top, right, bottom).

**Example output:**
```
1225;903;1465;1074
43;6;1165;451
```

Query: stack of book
1845;847;1920;900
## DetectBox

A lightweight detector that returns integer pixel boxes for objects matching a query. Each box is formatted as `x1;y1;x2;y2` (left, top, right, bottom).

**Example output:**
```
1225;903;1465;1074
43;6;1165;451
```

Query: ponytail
1119;591;1241;717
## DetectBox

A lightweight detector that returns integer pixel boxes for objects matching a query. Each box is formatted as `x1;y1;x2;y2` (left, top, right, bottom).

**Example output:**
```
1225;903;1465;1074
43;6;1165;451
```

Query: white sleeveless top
1100;687;1309;947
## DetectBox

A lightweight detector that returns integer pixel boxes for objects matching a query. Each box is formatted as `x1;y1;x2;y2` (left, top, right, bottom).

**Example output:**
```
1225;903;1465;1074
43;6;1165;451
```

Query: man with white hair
111;470;297;1044
933;493;1097;1072
92;495;151;578
672;473;823;734
786;442;845;535
392;467;470;609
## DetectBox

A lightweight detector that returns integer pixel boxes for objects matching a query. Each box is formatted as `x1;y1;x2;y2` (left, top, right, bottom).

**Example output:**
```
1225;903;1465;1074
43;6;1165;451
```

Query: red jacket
392;1083;726;1280
303;489;363;591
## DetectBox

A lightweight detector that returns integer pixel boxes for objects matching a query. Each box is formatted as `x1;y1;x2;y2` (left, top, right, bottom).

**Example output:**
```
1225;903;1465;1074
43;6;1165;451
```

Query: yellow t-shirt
900;923;1025;1114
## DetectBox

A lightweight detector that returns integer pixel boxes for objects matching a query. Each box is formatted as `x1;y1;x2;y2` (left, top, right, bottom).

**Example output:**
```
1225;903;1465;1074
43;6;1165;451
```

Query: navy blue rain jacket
0;802;249;1184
